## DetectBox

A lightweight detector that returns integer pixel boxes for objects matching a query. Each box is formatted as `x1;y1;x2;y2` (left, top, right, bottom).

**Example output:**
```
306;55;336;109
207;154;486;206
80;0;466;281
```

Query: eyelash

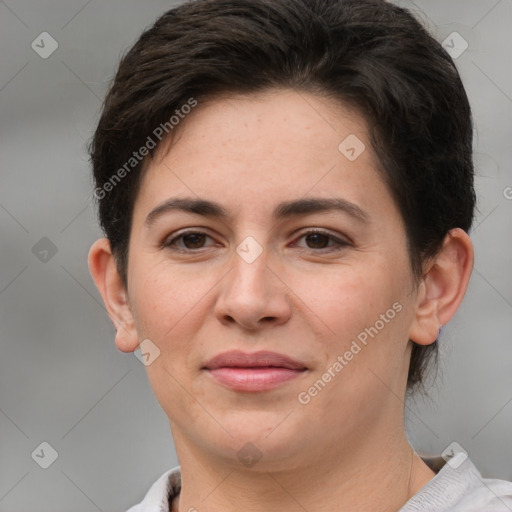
163;229;350;253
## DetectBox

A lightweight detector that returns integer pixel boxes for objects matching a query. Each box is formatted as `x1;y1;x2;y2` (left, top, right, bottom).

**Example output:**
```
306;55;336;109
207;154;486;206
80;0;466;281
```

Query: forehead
154;89;371;167
135;89;396;224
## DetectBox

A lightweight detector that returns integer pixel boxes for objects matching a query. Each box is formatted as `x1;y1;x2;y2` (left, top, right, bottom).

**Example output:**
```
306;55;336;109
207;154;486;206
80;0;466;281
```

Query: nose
214;248;292;331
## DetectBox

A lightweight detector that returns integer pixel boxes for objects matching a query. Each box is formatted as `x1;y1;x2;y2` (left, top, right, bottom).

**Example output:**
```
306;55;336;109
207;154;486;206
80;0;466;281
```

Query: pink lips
203;350;307;392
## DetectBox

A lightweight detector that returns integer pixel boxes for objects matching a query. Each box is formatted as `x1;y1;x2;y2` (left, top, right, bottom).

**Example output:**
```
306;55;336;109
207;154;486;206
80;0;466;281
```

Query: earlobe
408;228;474;345
88;238;140;353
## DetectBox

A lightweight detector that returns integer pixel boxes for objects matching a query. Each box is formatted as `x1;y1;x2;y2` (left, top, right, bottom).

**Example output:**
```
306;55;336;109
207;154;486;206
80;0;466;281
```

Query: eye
164;230;216;251
162;229;349;253
293;229;350;252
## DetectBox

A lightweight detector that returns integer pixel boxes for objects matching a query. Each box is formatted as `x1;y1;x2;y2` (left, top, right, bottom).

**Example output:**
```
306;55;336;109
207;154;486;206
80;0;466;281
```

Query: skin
89;89;474;512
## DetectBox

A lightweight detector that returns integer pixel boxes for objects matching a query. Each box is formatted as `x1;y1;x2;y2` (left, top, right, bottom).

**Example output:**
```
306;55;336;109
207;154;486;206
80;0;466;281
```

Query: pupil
183;233;206;248
307;233;328;248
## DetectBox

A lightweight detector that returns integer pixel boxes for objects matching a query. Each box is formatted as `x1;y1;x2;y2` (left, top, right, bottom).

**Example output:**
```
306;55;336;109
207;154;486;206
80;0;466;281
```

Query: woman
88;0;512;510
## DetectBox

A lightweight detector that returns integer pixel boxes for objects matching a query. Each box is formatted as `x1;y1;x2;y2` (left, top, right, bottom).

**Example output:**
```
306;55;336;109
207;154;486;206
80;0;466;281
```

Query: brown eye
304;233;330;249
181;233;207;249
293;229;350;253
164;230;216;251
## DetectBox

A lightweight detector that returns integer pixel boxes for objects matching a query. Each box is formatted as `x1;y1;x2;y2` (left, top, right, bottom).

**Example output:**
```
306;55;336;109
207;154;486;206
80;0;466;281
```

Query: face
124;89;421;470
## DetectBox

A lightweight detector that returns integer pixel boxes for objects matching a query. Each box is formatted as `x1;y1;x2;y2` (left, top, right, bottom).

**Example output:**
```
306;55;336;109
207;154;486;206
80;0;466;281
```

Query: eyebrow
145;196;371;226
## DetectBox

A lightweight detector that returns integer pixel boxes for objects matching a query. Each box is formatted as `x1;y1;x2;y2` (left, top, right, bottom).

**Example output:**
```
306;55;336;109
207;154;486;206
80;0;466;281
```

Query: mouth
202;350;308;392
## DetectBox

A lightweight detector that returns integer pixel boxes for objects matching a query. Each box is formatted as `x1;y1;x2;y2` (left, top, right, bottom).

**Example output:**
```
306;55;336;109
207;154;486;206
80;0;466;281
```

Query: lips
203;350;308;392
203;350;307;371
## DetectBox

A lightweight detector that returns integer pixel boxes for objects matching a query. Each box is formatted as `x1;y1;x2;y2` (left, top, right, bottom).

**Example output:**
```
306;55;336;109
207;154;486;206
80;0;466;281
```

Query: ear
408;228;474;345
88;238;140;353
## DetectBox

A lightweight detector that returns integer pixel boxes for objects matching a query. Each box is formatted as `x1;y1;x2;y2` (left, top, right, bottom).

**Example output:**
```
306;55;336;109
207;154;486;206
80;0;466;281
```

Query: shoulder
125;465;181;512
400;453;512;511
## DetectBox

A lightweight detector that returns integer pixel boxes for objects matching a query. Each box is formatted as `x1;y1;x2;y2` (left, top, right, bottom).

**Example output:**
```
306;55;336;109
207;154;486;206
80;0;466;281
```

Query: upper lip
203;350;307;371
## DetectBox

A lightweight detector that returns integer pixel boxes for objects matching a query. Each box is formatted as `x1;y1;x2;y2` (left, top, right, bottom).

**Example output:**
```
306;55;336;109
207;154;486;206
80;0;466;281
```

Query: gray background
0;0;511;510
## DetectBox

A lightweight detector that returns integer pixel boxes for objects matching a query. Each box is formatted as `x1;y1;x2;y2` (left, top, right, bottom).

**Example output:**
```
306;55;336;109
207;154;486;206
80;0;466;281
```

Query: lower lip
206;367;306;392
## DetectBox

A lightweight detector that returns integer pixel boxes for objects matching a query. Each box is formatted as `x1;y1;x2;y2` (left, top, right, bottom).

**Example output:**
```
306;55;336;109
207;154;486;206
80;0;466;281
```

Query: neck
170;424;436;512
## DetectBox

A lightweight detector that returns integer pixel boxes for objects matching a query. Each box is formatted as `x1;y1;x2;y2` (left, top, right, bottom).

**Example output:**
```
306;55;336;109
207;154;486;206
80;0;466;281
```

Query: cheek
127;255;216;342
288;261;402;338
287;257;412;394
127;259;217;418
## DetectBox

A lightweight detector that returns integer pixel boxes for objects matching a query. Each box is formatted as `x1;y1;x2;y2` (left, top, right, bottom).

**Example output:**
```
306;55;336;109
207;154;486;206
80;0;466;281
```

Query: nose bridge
228;241;270;300
214;239;290;328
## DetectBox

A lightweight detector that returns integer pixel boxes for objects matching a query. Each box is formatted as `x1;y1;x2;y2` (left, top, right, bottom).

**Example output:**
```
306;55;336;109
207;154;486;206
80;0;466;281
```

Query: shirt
126;453;512;511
